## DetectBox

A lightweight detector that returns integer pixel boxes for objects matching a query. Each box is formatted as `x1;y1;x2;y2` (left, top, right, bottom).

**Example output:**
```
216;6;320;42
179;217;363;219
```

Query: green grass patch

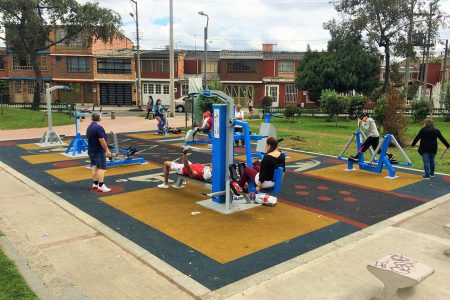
0;245;38;300
249;116;450;174
0;107;73;130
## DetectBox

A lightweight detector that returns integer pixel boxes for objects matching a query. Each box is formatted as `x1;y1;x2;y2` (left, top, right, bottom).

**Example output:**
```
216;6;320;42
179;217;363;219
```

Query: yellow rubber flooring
100;185;337;264
235;150;315;163
125;132;182;140
305;164;422;191
18;143;66;150
21;153;79;164
46;163;160;182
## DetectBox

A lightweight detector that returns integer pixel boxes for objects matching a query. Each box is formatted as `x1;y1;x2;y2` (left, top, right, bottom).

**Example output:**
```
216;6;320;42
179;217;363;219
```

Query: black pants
359;136;380;154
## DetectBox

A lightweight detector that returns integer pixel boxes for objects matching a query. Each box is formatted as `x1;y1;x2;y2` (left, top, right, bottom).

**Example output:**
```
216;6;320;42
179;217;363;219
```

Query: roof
140;49;183;59
263;51;304;60
94;49;135;58
220;50;263;60
183;50;304;61
184;51;220;61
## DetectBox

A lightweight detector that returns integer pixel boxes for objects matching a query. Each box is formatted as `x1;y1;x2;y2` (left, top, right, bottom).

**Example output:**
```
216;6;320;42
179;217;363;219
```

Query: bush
443;81;450;122
372;100;387;126
320;90;348;127
261;96;273;108
198;94;221;114
382;89;409;146
410;99;432;123
346;95;365;119
368;86;384;102
284;105;299;120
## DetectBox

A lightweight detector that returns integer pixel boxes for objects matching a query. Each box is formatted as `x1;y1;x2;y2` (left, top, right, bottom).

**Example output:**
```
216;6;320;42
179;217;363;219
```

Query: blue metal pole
211;104;226;203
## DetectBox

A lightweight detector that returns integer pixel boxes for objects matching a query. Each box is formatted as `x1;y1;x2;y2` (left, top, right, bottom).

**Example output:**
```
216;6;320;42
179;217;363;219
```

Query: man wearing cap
184;111;212;142
86;112;112;192
157;147;212;188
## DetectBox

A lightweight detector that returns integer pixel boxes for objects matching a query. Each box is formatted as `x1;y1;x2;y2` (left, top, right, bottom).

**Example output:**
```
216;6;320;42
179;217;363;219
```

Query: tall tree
332;0;411;92
0;0;122;109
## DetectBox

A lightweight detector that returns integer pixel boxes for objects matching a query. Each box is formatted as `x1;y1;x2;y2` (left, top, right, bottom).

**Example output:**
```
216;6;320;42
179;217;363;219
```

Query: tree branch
38;26;85;51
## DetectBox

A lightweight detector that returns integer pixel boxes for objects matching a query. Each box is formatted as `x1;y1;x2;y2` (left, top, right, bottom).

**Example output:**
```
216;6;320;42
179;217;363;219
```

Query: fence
1;102;74;113
264;107;449;117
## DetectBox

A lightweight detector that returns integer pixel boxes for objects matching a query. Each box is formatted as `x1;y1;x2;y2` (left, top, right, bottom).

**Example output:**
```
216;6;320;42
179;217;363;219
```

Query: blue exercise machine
337;129;412;179
65;110;88;157
106;131;145;167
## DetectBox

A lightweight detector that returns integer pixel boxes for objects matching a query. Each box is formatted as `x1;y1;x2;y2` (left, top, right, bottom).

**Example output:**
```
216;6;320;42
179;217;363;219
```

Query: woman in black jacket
411;119;449;179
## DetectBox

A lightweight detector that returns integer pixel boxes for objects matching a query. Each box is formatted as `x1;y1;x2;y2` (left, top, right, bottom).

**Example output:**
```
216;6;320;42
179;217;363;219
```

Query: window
12;55;32;70
27;81;35;94
55;28;85;48
160;60;169;72
0;57;5;70
285;84;297;102
278;61;295;73
163;84;170;95
97;58;131;74
40;56;48;71
201;61;218;73
68;57;90;73
227;60;256;74
265;85;279;102
141;60;157;72
155;84;161;94
14;81;22;93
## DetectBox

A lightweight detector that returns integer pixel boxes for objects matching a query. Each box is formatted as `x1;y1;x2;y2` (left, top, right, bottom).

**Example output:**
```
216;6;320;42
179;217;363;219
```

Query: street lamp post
130;0;142;108
198;11;209;90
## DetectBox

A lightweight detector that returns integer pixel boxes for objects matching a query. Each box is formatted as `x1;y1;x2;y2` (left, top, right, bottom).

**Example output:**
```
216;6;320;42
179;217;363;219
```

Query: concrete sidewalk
1;117;450;299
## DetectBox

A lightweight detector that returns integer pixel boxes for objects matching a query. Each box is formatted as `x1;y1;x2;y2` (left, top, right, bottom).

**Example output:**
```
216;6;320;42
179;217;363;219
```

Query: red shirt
182;164;205;180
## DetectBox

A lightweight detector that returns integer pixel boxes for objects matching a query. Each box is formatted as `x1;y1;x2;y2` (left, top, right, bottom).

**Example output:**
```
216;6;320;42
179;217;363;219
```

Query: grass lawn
249;116;450;174
0;231;38;300
0;107;73;130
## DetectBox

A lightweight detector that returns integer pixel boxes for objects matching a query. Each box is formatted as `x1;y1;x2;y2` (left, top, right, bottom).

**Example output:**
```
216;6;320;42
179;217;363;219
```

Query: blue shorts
89;151;107;170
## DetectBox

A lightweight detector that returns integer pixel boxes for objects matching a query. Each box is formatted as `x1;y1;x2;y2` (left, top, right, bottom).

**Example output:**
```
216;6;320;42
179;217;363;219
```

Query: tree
332;0;410;93
320;89;348;127
0;0;121;109
389;62;403;87
382;89;409;145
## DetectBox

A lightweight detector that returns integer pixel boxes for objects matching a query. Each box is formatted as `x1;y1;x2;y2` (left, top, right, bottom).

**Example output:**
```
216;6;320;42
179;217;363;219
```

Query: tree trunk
31;53;44;110
383;41;391;93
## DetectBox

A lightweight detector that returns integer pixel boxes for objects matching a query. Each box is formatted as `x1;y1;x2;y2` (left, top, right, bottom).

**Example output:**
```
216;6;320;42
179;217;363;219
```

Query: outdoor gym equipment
106;131;145;167
337;129;412;179
38;84;72;147
65;110;88;157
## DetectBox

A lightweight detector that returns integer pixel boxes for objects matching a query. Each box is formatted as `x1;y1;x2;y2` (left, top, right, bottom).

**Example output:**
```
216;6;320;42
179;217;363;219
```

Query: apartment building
4;27;136;106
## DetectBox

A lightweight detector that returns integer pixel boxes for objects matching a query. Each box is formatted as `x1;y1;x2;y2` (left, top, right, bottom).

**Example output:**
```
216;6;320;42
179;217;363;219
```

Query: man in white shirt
234;104;245;146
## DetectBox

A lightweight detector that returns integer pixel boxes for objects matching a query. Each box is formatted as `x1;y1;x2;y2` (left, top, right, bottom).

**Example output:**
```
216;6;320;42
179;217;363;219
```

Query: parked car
175;96;187;112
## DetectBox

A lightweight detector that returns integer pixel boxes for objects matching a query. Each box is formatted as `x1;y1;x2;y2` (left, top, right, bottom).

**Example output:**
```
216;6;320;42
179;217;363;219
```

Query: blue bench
260;166;284;195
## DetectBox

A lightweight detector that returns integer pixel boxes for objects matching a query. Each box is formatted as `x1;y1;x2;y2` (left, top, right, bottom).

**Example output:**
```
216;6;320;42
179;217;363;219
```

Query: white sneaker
184;129;195;142
157;183;169;189
92;183;98;189
97;184;111;192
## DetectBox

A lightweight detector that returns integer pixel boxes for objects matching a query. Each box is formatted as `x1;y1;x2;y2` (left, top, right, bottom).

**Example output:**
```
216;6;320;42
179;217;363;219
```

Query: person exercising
184;111;212;142
349;113;394;162
157;147;212;188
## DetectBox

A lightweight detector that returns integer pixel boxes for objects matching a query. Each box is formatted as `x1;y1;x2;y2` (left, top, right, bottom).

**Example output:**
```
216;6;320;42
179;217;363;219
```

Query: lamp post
198;11;209;90
130;0;142;108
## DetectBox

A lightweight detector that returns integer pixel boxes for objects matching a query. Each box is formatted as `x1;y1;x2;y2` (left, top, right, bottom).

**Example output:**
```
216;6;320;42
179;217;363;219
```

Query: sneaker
228;164;239;182
157;183;169;189
230;181;243;195
184;129;195;142
92;183;98;189
348;156;358;162
237;162;247;177
97;184;111;192
422;175;430;180
387;153;396;161
430;174;435;178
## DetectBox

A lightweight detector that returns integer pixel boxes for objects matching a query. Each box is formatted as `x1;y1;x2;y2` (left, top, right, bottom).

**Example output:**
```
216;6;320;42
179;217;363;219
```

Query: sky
1;0;450;55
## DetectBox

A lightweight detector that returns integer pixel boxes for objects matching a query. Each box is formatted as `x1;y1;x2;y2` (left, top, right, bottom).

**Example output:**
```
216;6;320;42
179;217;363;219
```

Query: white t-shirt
235;109;244;128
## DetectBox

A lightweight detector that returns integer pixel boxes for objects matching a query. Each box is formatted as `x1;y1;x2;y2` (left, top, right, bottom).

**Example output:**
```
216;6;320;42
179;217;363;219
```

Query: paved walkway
0;116;450;299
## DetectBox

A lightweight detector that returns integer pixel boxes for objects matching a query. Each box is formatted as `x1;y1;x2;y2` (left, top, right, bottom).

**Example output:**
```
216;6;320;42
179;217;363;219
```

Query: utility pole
404;0;415;102
421;0;437;100
169;0;175;117
130;0;142;108
440;39;448;106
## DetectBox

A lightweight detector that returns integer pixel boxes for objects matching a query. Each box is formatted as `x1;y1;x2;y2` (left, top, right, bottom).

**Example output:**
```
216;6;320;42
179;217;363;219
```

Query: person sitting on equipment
349;113;395;163
154;99;167;134
157;147;212;188
184;111;212;142
229;137;285;195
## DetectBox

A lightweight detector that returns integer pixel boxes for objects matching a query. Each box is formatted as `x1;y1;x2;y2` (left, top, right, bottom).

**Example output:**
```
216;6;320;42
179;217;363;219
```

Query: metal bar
368;137;384;164
338;134;356;158
390;135;412;164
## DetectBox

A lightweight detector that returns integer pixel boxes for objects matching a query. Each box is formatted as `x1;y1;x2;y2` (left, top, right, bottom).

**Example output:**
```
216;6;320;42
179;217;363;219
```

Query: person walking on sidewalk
411;119;450;179
145;95;154;119
86;113;112;192
349;113;395;162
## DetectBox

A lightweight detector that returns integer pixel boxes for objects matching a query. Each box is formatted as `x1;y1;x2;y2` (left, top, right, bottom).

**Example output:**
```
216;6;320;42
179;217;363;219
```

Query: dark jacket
411;126;450;155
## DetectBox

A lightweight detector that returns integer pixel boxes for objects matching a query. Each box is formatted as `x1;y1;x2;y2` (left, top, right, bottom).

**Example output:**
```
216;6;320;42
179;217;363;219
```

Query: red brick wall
184;60;201;74
427;63;441;85
219;60;263;81
51;56;94;80
262;60;277;77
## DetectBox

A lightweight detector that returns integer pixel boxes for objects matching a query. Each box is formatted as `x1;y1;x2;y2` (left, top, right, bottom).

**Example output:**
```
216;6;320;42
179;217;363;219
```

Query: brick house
4;27;135;105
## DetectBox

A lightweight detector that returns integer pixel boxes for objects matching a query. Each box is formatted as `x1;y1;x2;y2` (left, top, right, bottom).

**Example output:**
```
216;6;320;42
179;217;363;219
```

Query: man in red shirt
184;111;212;142
157;147;212;188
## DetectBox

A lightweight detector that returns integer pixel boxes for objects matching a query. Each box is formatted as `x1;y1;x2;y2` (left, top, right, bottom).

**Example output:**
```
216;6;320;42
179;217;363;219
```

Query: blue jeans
421;152;436;177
